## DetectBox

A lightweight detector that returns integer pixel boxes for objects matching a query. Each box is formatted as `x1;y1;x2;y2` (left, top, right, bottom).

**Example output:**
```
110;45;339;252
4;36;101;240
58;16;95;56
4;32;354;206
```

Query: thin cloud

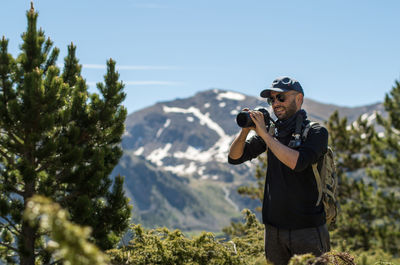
124;81;183;86
56;64;179;70
83;64;179;70
87;81;183;87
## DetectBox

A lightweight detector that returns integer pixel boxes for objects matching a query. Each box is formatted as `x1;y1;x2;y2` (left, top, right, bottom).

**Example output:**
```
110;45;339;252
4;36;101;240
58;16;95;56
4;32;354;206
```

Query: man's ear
296;93;304;107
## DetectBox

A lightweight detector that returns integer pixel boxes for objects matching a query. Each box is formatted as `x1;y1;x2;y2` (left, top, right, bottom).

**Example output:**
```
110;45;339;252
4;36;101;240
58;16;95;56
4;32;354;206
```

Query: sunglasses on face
267;92;297;105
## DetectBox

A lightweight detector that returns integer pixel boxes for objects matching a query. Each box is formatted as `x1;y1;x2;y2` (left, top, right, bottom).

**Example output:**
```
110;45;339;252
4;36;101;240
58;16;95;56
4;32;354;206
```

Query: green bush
107;209;265;265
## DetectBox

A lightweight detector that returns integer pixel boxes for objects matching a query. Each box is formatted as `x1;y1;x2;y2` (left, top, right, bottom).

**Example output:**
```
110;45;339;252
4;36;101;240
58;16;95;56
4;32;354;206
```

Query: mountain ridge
115;88;383;232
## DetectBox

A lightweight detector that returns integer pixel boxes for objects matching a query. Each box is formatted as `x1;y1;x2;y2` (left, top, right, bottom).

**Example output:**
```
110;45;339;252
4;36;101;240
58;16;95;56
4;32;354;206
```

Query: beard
274;99;298;121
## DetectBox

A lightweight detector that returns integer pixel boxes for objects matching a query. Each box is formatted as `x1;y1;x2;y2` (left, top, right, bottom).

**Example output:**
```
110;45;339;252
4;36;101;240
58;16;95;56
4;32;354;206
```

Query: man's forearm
249;110;299;169
258;130;299;170
228;129;250;159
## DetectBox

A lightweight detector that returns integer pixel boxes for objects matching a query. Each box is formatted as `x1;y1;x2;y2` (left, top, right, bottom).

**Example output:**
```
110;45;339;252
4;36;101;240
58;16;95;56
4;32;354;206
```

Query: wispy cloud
57;64;179;70
87;81;183;87
124;81;183;86
82;64;179;70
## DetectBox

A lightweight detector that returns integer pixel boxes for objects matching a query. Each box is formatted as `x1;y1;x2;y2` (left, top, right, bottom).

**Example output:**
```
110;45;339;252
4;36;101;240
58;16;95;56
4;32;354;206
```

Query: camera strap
288;112;305;148
265;122;276;154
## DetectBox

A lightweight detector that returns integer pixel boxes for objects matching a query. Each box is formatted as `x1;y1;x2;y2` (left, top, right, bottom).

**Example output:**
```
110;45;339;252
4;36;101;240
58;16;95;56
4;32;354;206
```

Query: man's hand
249;110;267;137
228;108;253;160
250;110;299;170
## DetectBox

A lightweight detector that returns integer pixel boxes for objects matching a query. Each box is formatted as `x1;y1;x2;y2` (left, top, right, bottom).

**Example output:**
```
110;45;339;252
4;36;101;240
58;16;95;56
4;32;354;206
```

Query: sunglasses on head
267;91;297;105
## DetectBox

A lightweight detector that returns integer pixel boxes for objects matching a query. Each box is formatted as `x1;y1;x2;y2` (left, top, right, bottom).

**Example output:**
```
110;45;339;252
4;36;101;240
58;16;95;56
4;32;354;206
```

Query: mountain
112;89;383;232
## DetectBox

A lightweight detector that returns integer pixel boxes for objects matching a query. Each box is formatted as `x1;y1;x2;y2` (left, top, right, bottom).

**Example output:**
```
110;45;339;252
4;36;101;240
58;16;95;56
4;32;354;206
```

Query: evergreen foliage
24;195;109;265
0;5;131;264
368;80;400;255
325;111;378;250
108;209;266;265
109;206;397;265
325;106;400;255
288;251;355;265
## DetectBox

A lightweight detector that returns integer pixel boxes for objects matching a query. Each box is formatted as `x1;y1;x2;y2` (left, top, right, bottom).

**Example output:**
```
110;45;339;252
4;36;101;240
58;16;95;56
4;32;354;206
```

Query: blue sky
1;0;400;114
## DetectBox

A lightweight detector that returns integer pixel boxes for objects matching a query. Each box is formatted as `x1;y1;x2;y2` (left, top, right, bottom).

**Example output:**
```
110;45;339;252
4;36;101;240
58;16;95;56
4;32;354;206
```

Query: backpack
302;122;339;225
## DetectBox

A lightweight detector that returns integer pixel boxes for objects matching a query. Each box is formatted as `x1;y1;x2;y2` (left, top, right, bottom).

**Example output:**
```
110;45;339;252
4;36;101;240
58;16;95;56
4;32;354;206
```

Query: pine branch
0;113;25;148
6;185;24;197
0;147;15;166
9;132;24;146
49;259;63;265
2;216;21;235
1;171;25;196
0;241;19;252
35;161;52;174
0;222;20;237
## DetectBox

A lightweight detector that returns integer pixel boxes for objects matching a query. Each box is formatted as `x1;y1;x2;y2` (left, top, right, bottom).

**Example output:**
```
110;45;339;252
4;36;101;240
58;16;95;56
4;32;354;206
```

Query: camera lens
236;111;255;128
235;108;271;128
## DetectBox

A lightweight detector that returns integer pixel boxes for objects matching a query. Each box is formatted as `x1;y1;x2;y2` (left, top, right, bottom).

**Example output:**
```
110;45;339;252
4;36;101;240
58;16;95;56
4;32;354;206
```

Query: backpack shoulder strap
265;123;276;153
303;121;324;206
313;163;323;206
302;121;319;141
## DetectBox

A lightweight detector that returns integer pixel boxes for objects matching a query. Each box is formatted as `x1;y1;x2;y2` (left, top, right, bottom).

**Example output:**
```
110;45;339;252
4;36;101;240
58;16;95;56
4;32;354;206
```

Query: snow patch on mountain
350;111;378;130
200;174;219;180
134;147;144;156
164;162;197;176
156;119;171;138
216;91;246;101
147;143;172;166
223;186;240;211
187;116;194;122
230;109;239;115
163;106;227;138
159;105;236;166
361;111;377;126
173;133;234;164
219;102;226;108
174;146;212;163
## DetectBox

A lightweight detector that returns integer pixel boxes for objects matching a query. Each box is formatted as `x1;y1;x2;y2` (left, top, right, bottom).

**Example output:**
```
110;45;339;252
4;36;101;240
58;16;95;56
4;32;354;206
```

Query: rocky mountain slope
112;89;383;232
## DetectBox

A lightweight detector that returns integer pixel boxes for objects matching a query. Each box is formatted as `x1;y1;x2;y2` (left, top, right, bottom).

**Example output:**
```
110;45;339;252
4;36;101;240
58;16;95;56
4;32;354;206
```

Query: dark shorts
264;223;330;265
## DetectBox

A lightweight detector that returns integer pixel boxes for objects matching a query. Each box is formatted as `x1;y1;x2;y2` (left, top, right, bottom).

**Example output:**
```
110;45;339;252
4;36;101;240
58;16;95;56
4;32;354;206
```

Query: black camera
236;107;271;128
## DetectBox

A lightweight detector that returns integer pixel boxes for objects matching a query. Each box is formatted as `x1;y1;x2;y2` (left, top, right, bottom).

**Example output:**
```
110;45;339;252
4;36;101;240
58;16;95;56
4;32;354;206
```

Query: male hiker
228;76;330;265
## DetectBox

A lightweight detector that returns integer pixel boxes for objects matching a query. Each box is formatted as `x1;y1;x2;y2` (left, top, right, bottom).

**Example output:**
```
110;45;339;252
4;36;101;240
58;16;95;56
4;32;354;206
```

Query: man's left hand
249;110;267;137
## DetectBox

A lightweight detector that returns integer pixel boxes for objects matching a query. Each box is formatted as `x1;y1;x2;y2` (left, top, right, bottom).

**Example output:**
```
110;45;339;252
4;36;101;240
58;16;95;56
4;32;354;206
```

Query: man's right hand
241;108;256;131
229;108;254;160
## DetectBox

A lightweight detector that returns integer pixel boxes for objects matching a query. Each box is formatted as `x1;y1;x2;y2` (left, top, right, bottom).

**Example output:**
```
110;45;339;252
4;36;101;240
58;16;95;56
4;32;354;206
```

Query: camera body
236;107;271;128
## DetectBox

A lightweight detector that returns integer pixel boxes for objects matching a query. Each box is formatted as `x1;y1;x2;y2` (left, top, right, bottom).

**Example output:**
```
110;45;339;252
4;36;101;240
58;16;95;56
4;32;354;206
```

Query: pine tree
0;5;131;264
326;111;375;201
327;107;400;256
326;111;382;251
368;80;400;255
24;196;109;265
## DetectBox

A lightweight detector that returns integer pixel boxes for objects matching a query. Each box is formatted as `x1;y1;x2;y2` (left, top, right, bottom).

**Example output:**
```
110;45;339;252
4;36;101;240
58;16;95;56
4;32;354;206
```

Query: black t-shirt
228;122;328;229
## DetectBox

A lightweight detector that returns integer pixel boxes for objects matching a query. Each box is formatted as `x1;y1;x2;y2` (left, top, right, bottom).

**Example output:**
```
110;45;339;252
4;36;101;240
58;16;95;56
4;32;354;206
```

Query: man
228;76;330;265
